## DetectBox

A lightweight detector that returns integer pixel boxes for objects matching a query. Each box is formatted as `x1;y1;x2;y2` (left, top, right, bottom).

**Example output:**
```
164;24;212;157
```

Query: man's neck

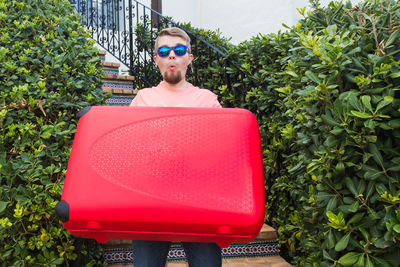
161;80;188;90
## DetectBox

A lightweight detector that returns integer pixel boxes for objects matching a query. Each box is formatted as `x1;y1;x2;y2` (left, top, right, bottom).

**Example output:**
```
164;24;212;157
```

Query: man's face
154;35;193;85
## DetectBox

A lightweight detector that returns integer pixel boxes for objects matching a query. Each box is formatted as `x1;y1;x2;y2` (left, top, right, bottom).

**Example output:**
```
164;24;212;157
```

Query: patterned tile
103;68;119;75
102;81;134;90
103;241;279;264
105;96;134;105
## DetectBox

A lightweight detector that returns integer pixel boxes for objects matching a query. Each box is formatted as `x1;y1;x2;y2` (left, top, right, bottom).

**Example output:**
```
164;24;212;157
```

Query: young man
130;27;221;108
130;27;222;267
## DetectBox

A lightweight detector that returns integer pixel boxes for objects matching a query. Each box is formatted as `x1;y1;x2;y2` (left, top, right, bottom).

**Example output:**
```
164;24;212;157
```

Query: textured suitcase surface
57;106;265;247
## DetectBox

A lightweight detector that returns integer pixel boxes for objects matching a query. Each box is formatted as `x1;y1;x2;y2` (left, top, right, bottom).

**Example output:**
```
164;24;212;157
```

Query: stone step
102;61;121;68
102;61;121;76
105;96;134;105
103;73;135;81
101;75;137;95
98;50;119;75
106;256;291;267
98;50;106;61
103;224;291;266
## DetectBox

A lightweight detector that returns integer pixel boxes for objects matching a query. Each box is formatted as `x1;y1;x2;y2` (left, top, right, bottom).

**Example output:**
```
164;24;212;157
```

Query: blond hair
154;27;191;54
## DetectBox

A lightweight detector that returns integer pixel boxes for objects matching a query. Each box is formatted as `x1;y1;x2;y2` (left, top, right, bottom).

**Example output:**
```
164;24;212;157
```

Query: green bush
0;0;108;265
228;0;400;265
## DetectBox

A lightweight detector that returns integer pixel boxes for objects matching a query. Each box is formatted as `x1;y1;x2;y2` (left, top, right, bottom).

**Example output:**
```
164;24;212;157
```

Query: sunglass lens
158;46;171;57
174;45;187;56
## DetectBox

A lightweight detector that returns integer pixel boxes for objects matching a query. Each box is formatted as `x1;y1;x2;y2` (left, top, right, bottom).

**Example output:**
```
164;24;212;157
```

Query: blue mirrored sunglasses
157;45;188;57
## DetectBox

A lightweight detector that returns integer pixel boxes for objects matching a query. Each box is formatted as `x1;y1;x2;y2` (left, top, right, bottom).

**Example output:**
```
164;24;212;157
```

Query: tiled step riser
102;225;291;266
104;240;279;265
99;50;136;99
98;50;106;60
104;68;119;75
105;96;134;105
102;61;121;77
106;257;291;267
103;81;134;90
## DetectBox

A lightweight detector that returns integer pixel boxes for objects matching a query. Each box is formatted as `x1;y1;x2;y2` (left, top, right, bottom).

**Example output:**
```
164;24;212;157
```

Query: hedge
229;0;400;265
0;0;108;265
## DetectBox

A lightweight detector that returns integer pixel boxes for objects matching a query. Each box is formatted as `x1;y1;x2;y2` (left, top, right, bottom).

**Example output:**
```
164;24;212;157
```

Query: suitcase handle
55;200;69;222
76;106;92;119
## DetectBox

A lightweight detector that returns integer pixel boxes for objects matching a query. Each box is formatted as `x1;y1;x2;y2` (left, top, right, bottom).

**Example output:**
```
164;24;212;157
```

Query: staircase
103;224;291;267
99;50;137;106
98;51;291;266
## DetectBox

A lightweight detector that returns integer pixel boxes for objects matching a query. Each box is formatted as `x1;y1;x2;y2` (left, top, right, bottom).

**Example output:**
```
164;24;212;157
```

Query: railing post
128;0;134;76
142;5;147;84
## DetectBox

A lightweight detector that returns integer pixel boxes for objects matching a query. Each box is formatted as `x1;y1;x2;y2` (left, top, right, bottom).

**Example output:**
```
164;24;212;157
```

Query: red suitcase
56;106;265;247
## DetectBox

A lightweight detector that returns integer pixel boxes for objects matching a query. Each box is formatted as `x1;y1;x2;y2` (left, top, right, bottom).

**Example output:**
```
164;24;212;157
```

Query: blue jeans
132;240;222;267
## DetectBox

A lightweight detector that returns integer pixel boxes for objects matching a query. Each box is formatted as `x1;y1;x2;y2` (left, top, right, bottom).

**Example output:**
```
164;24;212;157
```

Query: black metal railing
69;0;258;107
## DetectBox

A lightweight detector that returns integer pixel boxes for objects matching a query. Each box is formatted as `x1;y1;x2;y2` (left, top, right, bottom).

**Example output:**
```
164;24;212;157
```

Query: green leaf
286;70;298;77
389;119;400;128
348;201;359;212
346;91;361;110
327;230;335;249
351;110;372;118
330;128;344;135
348;213;364;224
327;211;346;229
322;113;341;127
356;254;364;267
386;29;400;47
393;224;400;233
372;256;391;267
323;249;334;260
387;165;400;171
361;95;373;113
366;255;373;267
357;179;366;195
338;252;360;266
374;237;388;248
365;181;375;199
368;207;380;220
368;143;384;168
345;177;358;196
51;258;64;265
327;196;338;211
0;201;8;213
305;70;321;84
376;96;393;111
364;170;383;180
41;131;52;139
359;227;370;240
390;71;400;78
335;232;351;251
317;192;335;202
335;162;345;174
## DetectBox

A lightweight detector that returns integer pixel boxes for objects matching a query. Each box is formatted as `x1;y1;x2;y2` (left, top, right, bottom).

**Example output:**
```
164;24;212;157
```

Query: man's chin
164;71;183;84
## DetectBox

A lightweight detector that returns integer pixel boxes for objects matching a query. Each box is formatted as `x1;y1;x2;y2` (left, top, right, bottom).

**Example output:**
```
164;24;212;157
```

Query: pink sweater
130;83;221;108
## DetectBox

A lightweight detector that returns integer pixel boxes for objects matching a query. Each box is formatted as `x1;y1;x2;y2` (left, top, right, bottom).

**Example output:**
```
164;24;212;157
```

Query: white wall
158;0;361;44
